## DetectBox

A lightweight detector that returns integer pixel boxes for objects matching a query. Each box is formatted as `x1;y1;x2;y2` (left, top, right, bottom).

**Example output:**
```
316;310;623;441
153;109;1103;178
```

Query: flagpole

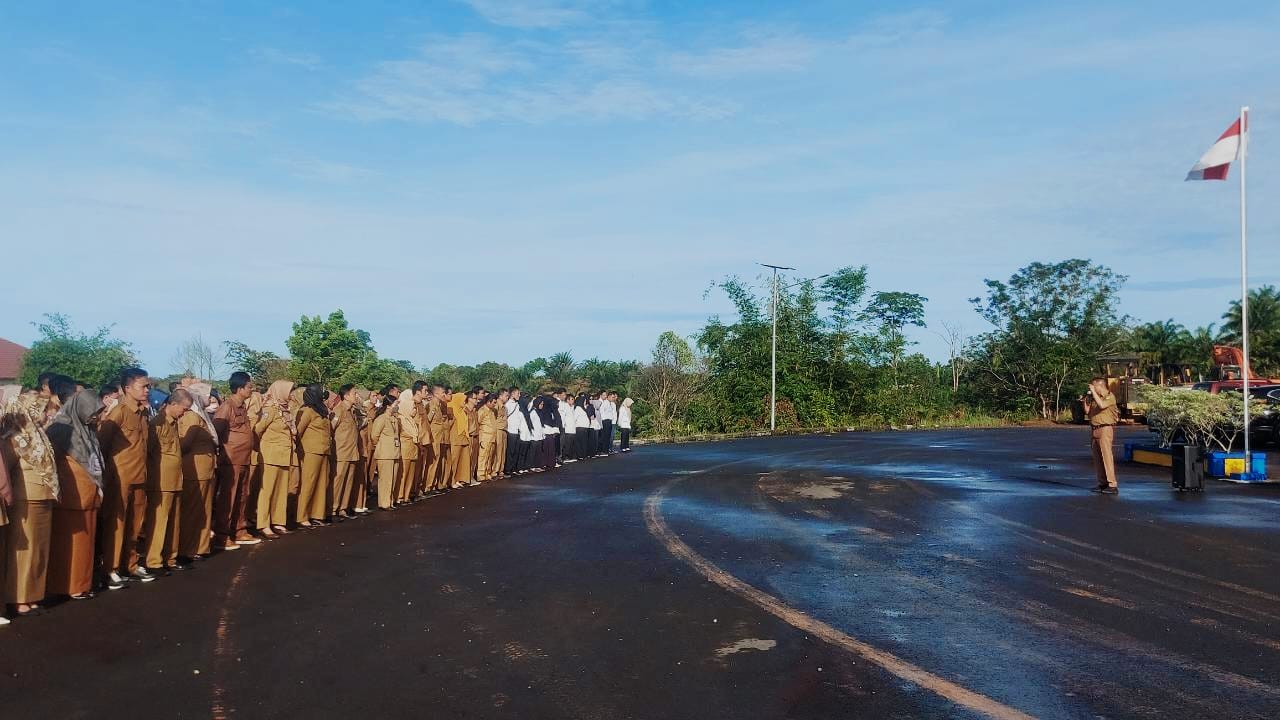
1239;105;1251;476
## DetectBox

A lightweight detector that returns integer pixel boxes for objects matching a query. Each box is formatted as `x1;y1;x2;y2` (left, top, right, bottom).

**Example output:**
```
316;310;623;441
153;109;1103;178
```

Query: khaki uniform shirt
427;397;447;443
214;394;254;466
371;411;401;461
178;411;218;483
255;404;295;467
332;400;360;462
478;406;501;441
149;413;184;492
297;407;333;455
99;394;150;487
417;398;432;445
1088;391;1119;427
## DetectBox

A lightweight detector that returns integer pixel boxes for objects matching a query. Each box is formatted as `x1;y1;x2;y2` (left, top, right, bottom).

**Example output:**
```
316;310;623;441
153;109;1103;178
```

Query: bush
1139;385;1262;451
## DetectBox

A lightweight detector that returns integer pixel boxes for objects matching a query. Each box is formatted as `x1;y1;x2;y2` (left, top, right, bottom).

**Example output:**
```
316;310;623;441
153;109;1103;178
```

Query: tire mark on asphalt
645;477;1036;720
211;545;262;720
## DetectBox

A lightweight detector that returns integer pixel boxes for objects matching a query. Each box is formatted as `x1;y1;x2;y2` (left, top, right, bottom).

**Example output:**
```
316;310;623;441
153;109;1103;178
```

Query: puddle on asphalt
714;638;777;657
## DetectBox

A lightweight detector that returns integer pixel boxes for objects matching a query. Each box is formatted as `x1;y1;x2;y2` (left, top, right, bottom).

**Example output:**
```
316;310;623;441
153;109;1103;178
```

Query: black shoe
1092;486;1119;495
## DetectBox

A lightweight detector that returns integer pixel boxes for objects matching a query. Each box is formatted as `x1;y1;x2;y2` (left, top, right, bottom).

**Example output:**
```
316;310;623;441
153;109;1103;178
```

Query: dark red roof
0;338;28;380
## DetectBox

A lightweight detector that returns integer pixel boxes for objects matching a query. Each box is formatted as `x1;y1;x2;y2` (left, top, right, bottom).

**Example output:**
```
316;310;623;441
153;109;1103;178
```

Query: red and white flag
1186;115;1246;181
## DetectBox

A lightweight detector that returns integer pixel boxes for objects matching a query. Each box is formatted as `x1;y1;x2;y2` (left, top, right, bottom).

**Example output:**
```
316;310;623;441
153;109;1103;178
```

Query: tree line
16;259;1274;435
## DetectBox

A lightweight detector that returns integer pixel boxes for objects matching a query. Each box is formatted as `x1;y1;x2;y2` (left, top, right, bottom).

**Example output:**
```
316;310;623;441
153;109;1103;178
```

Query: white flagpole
1239;106;1251;476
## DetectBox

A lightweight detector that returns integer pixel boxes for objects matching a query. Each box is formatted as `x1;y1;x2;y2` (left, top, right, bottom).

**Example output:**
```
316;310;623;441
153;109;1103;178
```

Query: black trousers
505;433;520;473
563;431;576;460
541;436;557;470
620;428;631;450
576;429;593;460
517;440;534;471
600;420;614;453
553;433;562;461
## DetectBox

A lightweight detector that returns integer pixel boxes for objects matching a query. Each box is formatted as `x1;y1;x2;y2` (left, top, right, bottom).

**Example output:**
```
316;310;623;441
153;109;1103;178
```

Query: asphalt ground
2;427;1279;719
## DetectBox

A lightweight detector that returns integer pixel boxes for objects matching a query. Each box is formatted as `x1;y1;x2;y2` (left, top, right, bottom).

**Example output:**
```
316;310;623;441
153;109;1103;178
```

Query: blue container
1206;451;1268;481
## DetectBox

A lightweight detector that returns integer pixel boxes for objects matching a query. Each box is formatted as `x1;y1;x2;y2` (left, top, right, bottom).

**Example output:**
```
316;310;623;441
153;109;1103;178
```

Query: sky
2;1;1279;375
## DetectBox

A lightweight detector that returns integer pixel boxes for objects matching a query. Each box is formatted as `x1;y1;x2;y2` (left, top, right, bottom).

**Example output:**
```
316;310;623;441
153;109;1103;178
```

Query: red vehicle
1190;346;1280;393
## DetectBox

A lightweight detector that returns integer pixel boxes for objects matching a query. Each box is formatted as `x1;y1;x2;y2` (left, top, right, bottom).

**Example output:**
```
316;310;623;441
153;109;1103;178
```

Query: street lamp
760;264;829;431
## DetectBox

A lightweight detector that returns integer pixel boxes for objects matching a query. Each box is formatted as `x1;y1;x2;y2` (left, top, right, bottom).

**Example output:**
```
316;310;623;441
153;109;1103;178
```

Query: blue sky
2;1;1278;374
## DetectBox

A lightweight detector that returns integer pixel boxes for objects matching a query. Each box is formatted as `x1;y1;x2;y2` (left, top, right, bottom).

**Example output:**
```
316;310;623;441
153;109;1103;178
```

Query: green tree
635;332;701;436
1220;285;1280;374
544;352;577;386
18;313;138;389
966;259;1128;419
223;340;289;386
285;310;377;386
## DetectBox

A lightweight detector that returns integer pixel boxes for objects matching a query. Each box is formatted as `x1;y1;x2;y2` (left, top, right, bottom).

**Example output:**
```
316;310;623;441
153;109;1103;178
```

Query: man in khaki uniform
465;391;481;485
1083;376;1119;494
441;389;458;490
425;385;448;493
331;384;361;518
491;389;510;479
413;382;432;499
144;388;192;573
448;392;471;489
98;367;153;583
477;394;502;481
178;390;218;560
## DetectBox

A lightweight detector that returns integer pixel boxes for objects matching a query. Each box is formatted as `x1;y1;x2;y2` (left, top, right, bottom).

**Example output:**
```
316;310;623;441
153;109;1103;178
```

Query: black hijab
303;384;329;418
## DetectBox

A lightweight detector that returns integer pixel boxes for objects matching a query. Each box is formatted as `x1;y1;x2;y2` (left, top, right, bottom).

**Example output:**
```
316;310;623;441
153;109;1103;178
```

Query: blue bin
1206;451;1268;481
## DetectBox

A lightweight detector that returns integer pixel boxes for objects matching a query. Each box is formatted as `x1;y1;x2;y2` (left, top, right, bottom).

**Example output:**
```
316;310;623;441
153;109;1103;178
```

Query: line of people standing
0;368;634;623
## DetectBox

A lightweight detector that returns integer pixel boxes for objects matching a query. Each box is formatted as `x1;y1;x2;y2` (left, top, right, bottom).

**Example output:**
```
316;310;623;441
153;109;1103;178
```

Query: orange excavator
1192;346;1280;392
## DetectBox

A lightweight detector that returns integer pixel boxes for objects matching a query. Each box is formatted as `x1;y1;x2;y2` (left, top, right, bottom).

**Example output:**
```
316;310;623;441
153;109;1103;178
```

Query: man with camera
1082;377;1120;494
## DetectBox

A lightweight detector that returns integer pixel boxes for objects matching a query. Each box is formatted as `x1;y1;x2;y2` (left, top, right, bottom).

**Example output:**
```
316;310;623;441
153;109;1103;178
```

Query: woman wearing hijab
295;384;332;528
45;387;103;599
448;391;472;489
254;380;295;539
369;396;401;510
573;397;593;462
178;383;218;560
618;397;634;452
0;444;10;624
533;397;557;471
396;391;419;505
2;387;60;617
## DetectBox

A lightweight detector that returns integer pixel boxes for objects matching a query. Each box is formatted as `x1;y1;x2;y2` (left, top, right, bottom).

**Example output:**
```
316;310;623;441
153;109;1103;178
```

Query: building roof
0;338;28;380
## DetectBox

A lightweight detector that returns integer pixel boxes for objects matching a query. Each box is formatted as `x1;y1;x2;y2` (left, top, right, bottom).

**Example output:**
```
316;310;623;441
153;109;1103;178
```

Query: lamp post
759;264;828;431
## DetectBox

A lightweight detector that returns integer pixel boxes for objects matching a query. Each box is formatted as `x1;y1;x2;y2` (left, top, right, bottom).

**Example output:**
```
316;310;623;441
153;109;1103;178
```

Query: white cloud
328;31;730;124
279;158;376;183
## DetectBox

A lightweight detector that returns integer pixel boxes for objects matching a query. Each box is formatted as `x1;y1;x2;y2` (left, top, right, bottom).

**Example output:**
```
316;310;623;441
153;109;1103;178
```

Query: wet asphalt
2;427;1279;719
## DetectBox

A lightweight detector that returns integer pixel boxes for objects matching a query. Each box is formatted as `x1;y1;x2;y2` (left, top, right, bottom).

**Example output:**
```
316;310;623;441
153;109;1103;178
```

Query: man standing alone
1082;377;1119;495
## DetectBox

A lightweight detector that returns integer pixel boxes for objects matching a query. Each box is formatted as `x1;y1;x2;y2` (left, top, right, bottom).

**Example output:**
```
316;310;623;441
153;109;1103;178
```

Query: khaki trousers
1091;425;1117;489
4;499;52;604
398;456;417;503
144;490;181;569
478;437;496;481
213;463;250;540
298;453;330;523
257;464;290;529
103;481;147;575
376;458;400;509
470;441;480;482
332;460;358;513
179;479;214;557
450;443;471;488
425;439;444;491
356;456;371;509
493;431;508;477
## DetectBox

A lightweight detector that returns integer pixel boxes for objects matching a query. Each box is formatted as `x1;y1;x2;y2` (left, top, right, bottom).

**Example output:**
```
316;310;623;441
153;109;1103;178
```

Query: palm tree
1132;319;1187;382
543;352;577;386
1220;285;1280;375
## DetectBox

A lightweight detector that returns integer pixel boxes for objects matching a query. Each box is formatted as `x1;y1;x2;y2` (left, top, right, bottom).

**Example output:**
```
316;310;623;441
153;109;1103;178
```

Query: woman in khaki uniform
2;392;59;616
369;401;401;510
255;381;295;539
46;389;105;598
177;387;218;559
330;384;361;518
394;392;419;505
295;384;333;527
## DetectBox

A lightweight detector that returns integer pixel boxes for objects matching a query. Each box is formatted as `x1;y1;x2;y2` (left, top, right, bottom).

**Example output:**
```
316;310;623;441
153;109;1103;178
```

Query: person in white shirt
618;397;633;452
558;391;578;462
574;396;594;461
598;391;618;455
504;387;523;474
